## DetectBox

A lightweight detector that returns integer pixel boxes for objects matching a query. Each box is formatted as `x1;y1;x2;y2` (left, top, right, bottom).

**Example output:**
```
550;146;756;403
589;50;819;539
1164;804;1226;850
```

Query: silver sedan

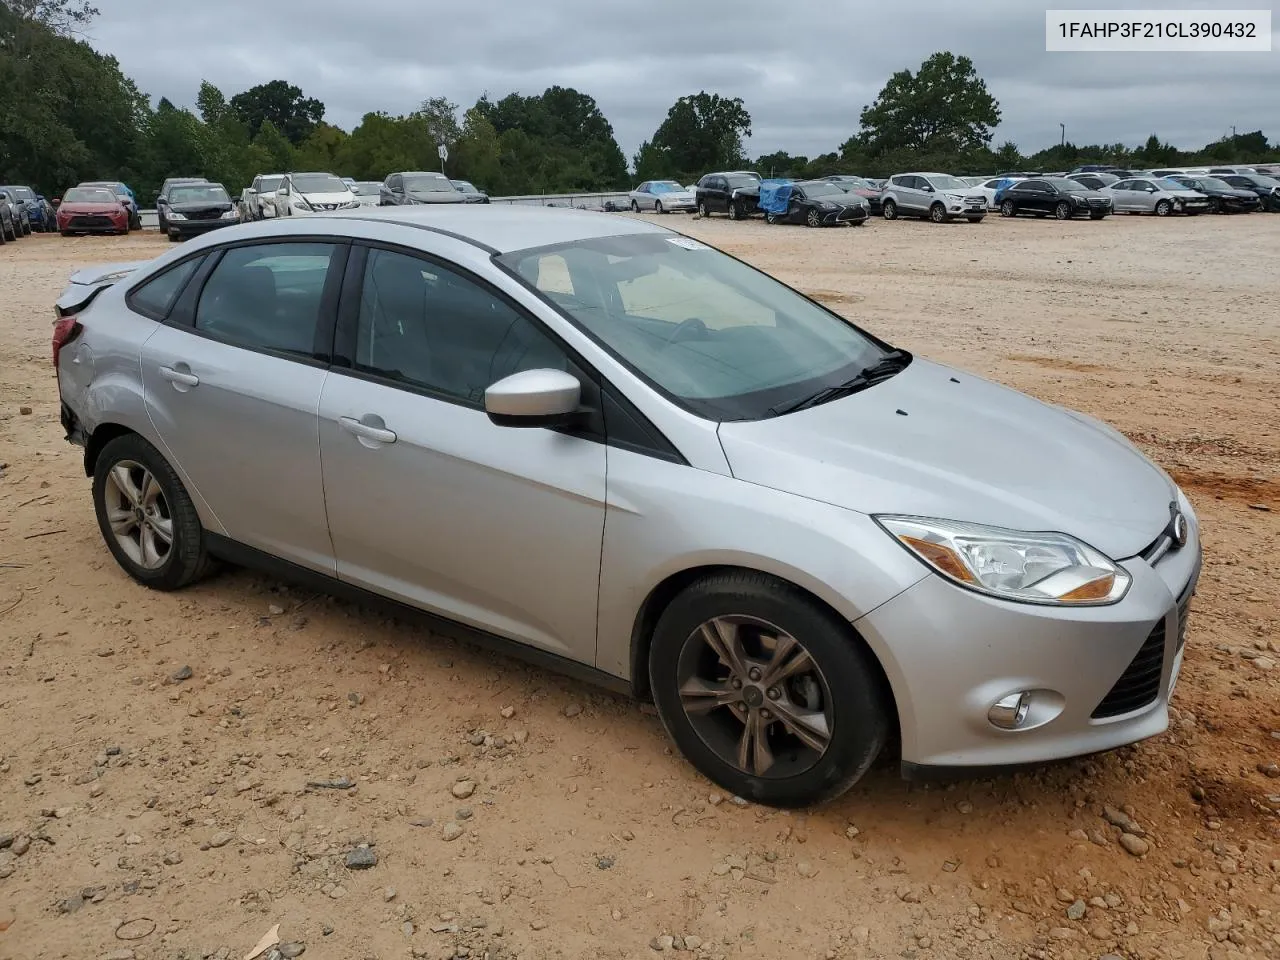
54;207;1200;807
629;180;696;213
1104;177;1210;216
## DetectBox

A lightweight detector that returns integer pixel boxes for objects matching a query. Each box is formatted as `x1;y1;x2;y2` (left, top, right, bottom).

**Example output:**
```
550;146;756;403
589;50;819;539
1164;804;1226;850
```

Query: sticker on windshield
666;237;708;251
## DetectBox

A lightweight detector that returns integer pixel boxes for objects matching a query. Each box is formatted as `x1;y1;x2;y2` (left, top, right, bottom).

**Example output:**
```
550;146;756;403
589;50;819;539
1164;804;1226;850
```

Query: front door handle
159;364;199;388
339;416;397;445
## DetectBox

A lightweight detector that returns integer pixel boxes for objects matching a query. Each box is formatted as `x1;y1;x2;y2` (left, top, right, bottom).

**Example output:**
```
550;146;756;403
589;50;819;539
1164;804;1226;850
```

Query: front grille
68;215;112;228
187;209;223;221
1092;619;1165;719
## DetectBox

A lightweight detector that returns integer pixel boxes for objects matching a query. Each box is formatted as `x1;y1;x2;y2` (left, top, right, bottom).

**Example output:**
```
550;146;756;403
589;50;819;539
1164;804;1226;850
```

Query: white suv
881;173;986;223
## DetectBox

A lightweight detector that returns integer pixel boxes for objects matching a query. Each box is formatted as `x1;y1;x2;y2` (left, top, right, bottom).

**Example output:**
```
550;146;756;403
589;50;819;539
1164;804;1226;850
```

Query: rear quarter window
126;257;203;321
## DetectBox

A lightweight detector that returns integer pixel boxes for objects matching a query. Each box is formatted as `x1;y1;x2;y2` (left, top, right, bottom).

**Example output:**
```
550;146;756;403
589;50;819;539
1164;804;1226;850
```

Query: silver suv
881;173;987;223
54;207;1200;807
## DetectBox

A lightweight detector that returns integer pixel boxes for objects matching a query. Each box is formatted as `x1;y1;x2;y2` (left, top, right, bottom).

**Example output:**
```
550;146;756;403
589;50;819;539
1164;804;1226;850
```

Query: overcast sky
89;0;1277;162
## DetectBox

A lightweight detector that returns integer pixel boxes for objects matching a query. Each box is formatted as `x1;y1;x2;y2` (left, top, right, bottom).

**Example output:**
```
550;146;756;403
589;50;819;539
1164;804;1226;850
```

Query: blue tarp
759;179;795;215
991;177;1018;203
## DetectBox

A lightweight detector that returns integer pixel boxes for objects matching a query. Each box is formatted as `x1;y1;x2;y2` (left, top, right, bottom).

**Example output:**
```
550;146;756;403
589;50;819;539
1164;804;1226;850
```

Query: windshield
1158;178;1188;191
1253;176;1280;187
257;177;283;193
1196;178;1233;191
170;184;230;203
1048;178;1088;191
725;175;757;189
498;233;887;421
404;175;454;193
64;187;117;204
800;183;844;199
451;181;477;192
292;173;349;194
925;175;969;191
352;182;382;195
652;181;684;193
10;186;39;199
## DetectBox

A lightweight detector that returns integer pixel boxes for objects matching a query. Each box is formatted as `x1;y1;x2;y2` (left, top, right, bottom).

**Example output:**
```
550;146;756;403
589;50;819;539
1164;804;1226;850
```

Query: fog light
988;692;1032;730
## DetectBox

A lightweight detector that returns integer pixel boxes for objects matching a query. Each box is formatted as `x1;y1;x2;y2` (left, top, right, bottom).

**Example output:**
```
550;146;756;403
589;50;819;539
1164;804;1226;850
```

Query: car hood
1166;189;1207;198
297;190;356;204
716;358;1175;560
406;190;467;203
60;202;124;213
170;200;233;212
654;191;694;202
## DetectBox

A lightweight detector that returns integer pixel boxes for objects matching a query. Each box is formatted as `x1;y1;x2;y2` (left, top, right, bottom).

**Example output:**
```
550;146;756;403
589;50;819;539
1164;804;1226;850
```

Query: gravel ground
1;214;1278;960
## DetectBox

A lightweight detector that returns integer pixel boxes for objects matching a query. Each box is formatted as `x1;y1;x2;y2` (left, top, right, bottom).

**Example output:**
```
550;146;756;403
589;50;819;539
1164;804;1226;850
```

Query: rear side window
127;257;202;320
195;242;339;357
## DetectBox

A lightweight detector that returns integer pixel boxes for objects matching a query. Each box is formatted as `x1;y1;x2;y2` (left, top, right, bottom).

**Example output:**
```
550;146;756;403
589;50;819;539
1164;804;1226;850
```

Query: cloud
88;0;1278;162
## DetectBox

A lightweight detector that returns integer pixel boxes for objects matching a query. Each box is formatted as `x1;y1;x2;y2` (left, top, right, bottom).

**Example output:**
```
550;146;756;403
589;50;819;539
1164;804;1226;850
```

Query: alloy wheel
930;203;945;223
1055;202;1072;219
882;199;897;220
806;209;821;228
676;615;834;778
103;460;174;570
1155;199;1172;216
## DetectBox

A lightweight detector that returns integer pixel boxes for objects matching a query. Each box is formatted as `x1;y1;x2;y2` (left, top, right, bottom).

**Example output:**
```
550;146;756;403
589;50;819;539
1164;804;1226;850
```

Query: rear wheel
697;201;710;218
648;571;890;808
929;202;947;223
882;199;898;220
1054;201;1072;220
1155;199;1172;217
1000;199;1015;217
765;212;778;225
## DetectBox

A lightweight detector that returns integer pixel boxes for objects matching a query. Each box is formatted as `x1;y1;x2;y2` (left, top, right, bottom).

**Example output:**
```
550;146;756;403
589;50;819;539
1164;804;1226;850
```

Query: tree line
1;3;1274;206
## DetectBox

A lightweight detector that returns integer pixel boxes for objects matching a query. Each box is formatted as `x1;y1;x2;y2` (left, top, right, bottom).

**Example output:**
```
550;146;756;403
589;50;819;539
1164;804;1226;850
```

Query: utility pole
1060;123;1066;147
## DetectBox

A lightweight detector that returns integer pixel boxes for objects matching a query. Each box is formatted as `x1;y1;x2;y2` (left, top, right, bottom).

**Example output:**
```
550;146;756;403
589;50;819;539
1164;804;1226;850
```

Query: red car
56;186;131;236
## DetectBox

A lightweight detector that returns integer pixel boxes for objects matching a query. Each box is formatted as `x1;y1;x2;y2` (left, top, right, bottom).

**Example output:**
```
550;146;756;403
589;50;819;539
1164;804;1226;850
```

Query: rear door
141;239;346;573
1109;180;1134;211
317;241;607;663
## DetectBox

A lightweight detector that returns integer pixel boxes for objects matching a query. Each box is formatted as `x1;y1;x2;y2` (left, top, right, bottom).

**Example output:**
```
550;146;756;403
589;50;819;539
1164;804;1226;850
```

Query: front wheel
1054;201;1072;220
806;208;821;228
1155;199;1172;217
1000;199;1015;217
882;199;898;220
765;212;778;225
648;571;890;808
655;201;664;214
1208;198;1222;214
92;434;213;591
929;202;947;224
726;201;742;221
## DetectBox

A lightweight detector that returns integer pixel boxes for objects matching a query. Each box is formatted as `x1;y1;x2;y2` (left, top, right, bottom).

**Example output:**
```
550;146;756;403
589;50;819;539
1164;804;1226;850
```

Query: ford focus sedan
53;207;1201;807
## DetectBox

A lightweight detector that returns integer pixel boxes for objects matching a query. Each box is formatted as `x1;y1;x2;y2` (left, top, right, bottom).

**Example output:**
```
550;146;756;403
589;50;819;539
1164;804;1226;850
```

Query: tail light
52;316;83;369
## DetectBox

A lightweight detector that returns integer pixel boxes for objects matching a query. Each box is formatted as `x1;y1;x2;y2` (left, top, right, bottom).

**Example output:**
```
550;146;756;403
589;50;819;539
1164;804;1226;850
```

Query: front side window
128;257;203;320
499;233;888;421
354;247;568;405
195;242;338;356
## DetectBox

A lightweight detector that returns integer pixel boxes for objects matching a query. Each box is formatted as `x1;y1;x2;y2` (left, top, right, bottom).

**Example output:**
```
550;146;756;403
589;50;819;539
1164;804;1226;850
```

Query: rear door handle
159;365;199;387
338;416;397;444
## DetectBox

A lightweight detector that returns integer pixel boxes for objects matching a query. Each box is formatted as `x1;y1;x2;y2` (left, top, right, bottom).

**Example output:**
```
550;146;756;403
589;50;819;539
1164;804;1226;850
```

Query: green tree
992;141;1023;170
196;80;228;124
755;151;808;178
229;79;324;144
639;92;752;183
295;121;348;172
252;119;294;171
453;106;501;190
418;96;461;150
859;52;1000;154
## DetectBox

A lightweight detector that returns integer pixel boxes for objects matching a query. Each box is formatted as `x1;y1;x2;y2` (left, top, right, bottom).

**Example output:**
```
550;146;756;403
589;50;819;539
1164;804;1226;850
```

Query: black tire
929;202;947;223
726;201;741;221
1154;199;1172;217
882;199;898;220
1208;198;1221;214
1000;199;1015;218
655;200;664;214
59;230;72;237
806;208;821;228
92;433;214;591
648;571;890;808
765;212;778;225
630;200;639;213
1090;211;1107;220
697;201;710;218
966;216;984;223
1054;201;1072;220
21;220;31;235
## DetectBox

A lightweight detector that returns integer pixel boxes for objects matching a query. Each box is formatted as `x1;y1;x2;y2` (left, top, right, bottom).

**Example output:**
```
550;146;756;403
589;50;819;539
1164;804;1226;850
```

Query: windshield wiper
768;350;910;416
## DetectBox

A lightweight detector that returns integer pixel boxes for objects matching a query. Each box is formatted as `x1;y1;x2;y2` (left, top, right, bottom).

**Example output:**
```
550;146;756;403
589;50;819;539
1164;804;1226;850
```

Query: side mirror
923;184;935;192
484;369;581;428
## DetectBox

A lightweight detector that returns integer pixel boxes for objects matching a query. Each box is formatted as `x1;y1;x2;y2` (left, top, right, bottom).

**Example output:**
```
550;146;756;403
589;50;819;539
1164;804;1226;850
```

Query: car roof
321;204;669;254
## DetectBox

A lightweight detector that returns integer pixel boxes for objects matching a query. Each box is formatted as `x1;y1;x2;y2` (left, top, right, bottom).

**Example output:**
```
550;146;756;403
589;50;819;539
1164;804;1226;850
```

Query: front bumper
58;216;128;233
169;218;239;237
819;206;869;225
855;511;1202;773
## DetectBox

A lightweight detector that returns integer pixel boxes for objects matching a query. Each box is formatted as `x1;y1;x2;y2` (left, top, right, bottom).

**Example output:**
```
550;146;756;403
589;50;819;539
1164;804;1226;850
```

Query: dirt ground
1;212;1278;960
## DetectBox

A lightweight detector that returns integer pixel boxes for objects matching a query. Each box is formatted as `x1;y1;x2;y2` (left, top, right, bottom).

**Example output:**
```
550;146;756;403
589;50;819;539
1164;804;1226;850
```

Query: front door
141;239;346;573
318;244;607;663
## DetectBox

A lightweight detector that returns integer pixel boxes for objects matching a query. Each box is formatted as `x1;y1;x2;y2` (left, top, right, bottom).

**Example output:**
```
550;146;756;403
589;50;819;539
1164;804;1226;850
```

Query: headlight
875;516;1131;605
168;212;187;221
945;193;964;202
342;200;360;209
220;210;239;220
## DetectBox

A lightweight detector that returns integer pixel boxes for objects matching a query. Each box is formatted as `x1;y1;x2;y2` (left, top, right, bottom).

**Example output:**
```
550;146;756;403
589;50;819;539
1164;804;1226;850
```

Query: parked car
1066;172;1119;190
451;180;490;204
379;171;467;206
880;173;987;223
156;178;209;234
761;180;868;227
0;187;25;239
342;177;357;190
695;171;763;219
80;181;141;230
55;185;130;236
1167;176;1260;214
629;180;696;214
162;182;240;242
350;181;383;207
243;174;286;220
1103;177;1209;216
1215;173;1280;211
1206;166;1256;176
819;175;882;215
275;172;362;216
960;176;987;187
52;205;1202;808
998;178;1112;220
2;183;54;231
971;176;1025;211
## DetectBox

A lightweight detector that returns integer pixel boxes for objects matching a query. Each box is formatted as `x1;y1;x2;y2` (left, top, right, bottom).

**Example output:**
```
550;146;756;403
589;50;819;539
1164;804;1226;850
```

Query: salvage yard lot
1;214;1277;960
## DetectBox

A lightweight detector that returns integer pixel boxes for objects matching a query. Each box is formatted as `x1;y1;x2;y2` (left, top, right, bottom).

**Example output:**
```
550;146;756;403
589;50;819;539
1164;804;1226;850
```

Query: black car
156;177;209;233
765;180;869;227
999;178;1111;220
1216;173;1280;211
1168;176;1260;214
162;182;240;241
379;171;467;206
694;171;762;220
450;179;490;204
